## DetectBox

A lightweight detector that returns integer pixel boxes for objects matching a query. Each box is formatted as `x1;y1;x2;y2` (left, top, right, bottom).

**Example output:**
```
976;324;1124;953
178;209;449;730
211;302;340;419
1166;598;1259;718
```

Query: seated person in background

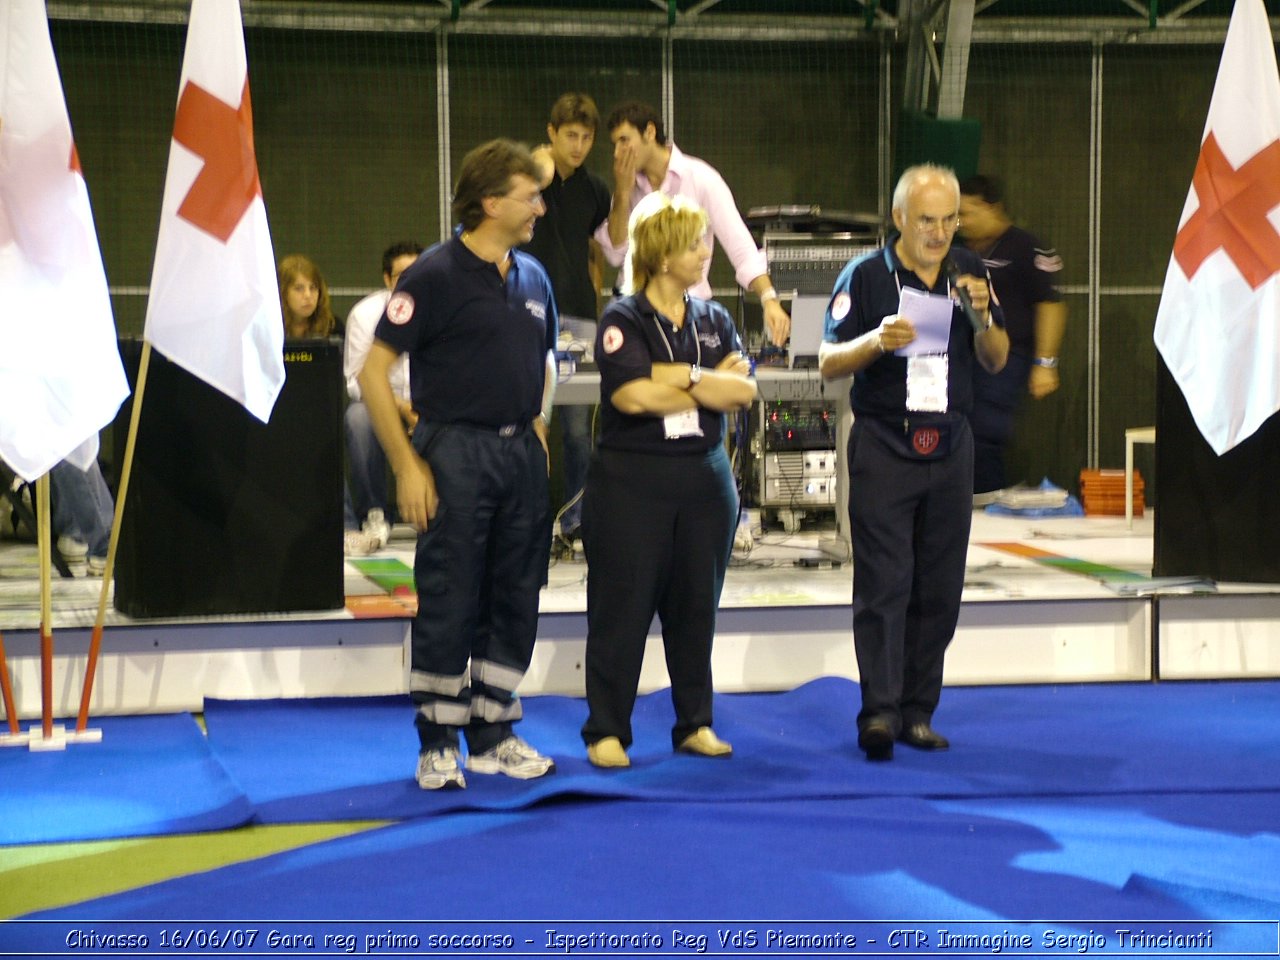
343;241;424;553
50;457;115;577
278;253;337;339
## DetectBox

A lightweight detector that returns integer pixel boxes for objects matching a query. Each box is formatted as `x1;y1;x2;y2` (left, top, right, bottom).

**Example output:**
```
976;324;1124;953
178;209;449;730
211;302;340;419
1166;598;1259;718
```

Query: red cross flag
1154;0;1280;455
144;0;284;423
0;0;130;482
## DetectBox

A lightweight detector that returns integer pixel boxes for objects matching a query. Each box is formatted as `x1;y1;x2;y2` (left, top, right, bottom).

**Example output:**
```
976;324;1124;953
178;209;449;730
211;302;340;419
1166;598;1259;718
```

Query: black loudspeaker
114;338;345;617
1154;356;1280;583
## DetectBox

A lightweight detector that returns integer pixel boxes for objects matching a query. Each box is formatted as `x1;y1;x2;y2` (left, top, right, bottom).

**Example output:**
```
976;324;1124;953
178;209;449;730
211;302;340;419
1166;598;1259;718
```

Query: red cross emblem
912;427;939;456
1173;133;1280;290
172;78;261;243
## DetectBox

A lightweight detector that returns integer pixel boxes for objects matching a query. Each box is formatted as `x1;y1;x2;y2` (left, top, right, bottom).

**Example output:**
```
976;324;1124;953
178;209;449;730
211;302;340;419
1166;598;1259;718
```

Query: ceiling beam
1163;0;1213;23
685;0;725;16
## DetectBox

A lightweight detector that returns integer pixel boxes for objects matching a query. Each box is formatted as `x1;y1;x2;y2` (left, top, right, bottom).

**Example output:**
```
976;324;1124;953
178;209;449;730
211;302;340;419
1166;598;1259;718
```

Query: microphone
943;257;988;335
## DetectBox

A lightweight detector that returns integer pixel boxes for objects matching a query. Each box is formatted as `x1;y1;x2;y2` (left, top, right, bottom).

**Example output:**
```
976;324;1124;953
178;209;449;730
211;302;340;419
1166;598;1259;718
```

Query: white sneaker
416;746;466;790
343;529;380;557
465;735;556;779
57;536;88;562
362;508;391;549
86;555;107;577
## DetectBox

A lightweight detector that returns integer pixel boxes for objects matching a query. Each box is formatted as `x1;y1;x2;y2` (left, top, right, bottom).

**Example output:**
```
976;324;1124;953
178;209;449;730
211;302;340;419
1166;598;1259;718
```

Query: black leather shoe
858;719;894;761
899;722;949;751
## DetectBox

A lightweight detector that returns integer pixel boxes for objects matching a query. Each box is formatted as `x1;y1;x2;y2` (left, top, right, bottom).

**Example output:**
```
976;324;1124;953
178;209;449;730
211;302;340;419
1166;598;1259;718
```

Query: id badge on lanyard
906;355;949;412
663;408;703;438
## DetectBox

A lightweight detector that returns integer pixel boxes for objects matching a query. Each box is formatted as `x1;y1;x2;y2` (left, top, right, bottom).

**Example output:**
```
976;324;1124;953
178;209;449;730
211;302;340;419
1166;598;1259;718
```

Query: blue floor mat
202;677;1280;823
0;714;253;845
18;792;1279;937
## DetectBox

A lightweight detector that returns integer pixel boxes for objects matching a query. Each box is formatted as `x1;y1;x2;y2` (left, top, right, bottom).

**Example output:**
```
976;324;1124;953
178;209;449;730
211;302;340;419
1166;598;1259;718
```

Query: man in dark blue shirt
821;165;1008;761
360;139;560;790
958;175;1067;499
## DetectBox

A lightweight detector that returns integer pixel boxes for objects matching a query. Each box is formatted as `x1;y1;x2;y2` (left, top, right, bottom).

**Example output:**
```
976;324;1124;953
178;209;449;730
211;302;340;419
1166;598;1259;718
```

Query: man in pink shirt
595;101;790;348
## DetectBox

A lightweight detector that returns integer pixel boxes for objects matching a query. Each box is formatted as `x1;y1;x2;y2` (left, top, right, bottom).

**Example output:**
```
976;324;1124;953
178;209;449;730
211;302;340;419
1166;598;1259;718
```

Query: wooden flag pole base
24;723;102;752
27;723;67;752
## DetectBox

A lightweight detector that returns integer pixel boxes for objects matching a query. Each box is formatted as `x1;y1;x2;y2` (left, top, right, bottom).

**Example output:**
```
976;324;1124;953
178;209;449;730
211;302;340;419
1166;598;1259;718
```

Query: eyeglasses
499;190;545;210
913;214;961;234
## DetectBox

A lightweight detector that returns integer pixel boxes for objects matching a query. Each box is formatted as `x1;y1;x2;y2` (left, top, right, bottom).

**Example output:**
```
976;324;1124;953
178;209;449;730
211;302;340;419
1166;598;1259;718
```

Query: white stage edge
2;513;1278;718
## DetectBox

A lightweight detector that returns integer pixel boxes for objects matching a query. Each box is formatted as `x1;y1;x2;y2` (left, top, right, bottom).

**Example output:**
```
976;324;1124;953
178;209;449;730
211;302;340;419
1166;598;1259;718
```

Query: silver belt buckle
498;423;518;438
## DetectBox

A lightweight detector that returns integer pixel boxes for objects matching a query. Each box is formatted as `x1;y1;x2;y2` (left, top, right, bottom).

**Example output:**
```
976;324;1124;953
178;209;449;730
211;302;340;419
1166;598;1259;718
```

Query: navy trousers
409;421;551;754
847;416;973;734
580;445;738;749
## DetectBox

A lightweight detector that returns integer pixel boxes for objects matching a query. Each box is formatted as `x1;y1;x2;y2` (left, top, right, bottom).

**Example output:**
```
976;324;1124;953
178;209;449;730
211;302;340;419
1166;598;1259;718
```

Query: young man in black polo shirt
524;93;613;545
360;139;559;790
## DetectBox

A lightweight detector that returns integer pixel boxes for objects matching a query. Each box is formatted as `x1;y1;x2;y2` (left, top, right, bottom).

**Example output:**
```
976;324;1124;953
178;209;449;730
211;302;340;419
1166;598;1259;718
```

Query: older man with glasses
819;164;1009;761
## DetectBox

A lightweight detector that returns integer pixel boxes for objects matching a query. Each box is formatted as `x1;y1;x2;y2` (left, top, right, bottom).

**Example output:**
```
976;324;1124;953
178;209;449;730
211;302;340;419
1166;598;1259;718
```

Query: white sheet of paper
894;286;953;357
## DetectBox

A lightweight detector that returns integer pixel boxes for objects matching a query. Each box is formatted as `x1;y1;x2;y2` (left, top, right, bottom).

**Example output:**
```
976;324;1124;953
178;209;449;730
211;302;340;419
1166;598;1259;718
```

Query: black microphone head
942;256;961;282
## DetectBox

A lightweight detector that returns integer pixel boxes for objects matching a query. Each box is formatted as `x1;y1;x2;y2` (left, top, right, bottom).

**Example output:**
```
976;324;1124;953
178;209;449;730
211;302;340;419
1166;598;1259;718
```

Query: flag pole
0;632;20;739
75;340;152;734
36;473;54;741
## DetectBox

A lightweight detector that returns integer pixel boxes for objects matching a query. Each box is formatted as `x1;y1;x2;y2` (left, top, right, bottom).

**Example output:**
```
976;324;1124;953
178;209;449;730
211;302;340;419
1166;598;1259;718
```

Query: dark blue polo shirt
595;291;746;455
823;240;1002;420
954;225;1062;355
520;166;611;320
374;237;559;428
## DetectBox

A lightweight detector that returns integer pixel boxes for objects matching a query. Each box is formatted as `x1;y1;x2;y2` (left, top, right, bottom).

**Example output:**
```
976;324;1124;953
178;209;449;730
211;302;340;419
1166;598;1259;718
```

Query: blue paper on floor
0;713;253;845
202;677;1280;824
19;792;1280;927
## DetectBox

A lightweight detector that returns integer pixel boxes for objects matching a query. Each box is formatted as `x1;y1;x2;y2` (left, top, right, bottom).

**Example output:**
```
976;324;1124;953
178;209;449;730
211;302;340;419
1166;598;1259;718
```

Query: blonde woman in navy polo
580;193;757;769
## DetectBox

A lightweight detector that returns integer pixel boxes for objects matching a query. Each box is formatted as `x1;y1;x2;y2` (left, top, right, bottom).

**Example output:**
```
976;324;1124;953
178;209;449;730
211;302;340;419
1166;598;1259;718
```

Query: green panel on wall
894;110;981;183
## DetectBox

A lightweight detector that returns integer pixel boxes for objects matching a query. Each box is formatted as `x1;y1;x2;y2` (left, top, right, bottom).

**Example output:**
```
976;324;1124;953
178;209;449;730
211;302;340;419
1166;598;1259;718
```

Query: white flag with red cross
144;0;284;423
0;0;130;482
1154;0;1280;455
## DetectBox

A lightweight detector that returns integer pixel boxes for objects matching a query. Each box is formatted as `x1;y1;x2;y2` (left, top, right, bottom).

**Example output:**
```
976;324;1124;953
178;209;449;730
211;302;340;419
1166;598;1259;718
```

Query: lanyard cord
650;300;701;368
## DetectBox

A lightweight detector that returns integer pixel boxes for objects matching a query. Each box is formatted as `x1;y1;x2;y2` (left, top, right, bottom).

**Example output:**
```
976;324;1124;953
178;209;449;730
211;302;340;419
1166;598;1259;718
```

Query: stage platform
1;509;1277;720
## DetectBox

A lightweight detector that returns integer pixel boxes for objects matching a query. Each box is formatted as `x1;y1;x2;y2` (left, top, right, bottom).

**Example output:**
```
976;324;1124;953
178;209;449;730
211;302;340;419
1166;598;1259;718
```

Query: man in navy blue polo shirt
820;165;1008;762
359;139;560;790
958;174;1067;500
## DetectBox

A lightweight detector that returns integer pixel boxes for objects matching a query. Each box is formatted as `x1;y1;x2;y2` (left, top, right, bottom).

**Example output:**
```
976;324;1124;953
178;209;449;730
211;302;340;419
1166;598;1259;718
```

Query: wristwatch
688;364;703;386
1033;357;1059;368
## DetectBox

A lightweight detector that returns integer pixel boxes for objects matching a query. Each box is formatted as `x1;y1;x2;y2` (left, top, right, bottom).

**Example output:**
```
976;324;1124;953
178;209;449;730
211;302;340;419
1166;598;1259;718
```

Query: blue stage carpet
202;678;1280;823
0;714;253;845
19;791;1279;930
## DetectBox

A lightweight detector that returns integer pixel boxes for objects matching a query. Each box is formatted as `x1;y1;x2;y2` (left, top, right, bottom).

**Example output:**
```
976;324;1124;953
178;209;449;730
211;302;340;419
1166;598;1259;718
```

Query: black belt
443;419;529;438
